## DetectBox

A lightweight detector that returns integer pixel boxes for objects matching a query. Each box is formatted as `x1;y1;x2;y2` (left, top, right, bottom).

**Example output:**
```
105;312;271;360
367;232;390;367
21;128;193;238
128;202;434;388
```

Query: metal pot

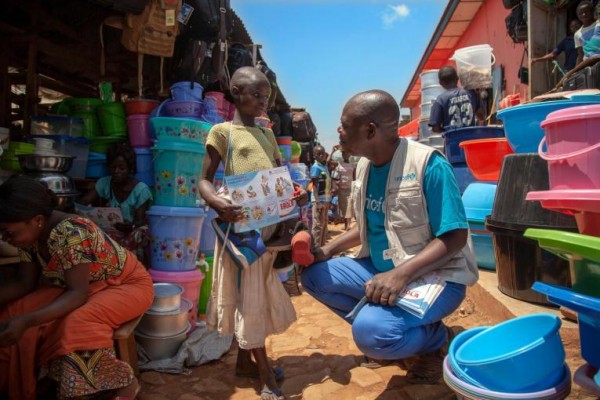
26;172;77;194
428;135;445;147
55;192;79;211
134;325;189;361
137;298;192;337
18;154;74;173
150;283;184;312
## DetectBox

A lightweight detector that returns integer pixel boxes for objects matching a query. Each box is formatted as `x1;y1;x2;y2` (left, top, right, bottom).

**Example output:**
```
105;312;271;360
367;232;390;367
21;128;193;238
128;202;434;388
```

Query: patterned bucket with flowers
147;206;206;271
149;116;212;145
153;141;205;207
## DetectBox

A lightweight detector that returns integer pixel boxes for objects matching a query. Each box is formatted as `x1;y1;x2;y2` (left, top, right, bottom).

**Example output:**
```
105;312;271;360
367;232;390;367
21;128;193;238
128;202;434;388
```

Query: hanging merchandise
226;43;254;77
291;111;317;142
505;3;528;44
180;0;233;41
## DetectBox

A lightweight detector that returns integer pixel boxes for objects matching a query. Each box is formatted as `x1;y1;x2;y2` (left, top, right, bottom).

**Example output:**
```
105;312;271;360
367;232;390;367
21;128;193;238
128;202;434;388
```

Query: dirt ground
138;224;599;400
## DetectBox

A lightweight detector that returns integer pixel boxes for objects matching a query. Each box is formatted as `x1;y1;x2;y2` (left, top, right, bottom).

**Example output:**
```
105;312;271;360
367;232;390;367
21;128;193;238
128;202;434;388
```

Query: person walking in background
428;66;484;133
332;150;355;231
532;19;582;73
310;145;332;248
198;67;307;400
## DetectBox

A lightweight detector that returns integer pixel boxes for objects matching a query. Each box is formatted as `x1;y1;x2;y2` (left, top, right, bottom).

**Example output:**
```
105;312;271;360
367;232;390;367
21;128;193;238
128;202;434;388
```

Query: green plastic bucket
63;98;103;113
90;137;125;154
71;112;102;138
197;255;214;317
97;102;127;137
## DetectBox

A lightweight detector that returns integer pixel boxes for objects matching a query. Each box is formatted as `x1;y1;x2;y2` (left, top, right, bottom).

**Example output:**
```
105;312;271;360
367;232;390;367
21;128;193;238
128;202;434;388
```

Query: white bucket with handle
450;45;495;89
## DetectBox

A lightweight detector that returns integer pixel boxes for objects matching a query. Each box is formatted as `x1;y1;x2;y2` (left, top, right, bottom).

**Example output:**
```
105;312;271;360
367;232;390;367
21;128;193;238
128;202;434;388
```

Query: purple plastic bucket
127;114;151;148
163;100;202;118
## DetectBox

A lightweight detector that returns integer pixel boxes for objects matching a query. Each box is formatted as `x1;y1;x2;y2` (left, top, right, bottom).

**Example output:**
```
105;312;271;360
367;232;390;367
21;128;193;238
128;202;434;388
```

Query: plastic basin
162;100;203;118
573;364;600;396
496;95;600;153
89;137;125;154
170;81;203;101
455;314;565;392
460;138;514;181
448;327;488;387
524;228;600;298
444;357;572;400
462;182;497;222
124;99;159;116
443;126;505;165
526;189;600;236
533;282;600;369
149;117;212;145
452;163;479;195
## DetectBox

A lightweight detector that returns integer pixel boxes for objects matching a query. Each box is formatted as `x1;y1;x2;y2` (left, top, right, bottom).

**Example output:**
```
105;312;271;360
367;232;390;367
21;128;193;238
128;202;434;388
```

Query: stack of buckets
418;70;444;151
523;104;600;396
147;81;212;330
124;99;160;187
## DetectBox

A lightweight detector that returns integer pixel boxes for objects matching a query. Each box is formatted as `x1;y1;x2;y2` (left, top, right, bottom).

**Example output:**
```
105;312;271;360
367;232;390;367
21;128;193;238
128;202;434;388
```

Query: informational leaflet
74;203;124;233
225;166;298;233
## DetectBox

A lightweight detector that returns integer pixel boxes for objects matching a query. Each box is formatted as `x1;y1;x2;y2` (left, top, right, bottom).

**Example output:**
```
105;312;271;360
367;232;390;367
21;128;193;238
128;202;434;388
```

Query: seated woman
0;176;153;400
79;143;152;263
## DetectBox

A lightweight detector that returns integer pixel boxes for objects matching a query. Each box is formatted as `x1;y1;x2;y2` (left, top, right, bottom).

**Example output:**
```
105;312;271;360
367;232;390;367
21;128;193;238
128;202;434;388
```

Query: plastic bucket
451;45;495;89
149;267;204;327
89;137;125;154
463;182;497;270
134;147;154;187
170;81;203;101
420;70;440;88
197;255;214;317
71;111;102;138
421;102;432;119
147;206;205;272
486;217;571;306
153;141;205;207
97;102;127;137
421;85;444;106
162;100;203;119
124;99;159;116
278;144;292;161
539;105;600;190
497;95;600;153
199;207;217;256
64;97;103;113
452;163;478;195
127;114;151;148
460;138;514;182
150;117;212;145
86;152;108;178
443;126;505;165
419;119;435;140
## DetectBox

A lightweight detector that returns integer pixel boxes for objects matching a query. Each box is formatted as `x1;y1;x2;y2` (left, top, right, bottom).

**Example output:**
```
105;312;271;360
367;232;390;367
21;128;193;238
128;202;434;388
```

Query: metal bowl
55;192;80;211
26;172;77;194
137;298;192;337
150;283;184;312
135;324;189;360
18;154;74;173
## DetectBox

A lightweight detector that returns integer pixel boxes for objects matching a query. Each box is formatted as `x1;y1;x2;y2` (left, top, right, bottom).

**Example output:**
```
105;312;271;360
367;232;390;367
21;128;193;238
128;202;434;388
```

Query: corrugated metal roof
400;0;484;108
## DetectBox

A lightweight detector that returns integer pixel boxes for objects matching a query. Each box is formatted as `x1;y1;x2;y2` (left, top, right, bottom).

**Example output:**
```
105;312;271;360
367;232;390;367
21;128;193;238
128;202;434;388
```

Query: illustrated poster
224;166;298;232
74;203;124;233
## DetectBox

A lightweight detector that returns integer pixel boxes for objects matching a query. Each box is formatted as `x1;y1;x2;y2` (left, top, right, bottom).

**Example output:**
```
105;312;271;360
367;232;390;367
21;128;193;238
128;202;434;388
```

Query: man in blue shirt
532;19;582;73
429;66;483;133
301;89;478;384
310;145;331;247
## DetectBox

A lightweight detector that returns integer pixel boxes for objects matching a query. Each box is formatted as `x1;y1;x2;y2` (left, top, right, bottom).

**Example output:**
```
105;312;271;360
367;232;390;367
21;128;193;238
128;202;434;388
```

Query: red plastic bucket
540;105;600;190
127;114;151;148
459;138;514;181
148;268;204;328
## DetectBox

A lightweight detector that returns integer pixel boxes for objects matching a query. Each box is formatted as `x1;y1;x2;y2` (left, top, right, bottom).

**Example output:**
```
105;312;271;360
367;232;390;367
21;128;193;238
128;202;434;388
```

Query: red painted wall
411;0;527;120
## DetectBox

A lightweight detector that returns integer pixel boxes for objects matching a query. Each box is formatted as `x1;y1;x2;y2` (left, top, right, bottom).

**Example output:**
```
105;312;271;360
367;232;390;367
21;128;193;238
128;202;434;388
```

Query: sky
232;0;447;152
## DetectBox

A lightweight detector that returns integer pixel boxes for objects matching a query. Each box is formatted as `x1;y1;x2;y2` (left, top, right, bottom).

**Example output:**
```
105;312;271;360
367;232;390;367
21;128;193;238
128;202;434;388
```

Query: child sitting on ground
198;67;306;400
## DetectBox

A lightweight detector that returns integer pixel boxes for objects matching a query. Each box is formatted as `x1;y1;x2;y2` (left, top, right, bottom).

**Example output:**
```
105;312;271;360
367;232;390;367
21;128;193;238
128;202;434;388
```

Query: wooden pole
23;10;39;136
0;38;9;128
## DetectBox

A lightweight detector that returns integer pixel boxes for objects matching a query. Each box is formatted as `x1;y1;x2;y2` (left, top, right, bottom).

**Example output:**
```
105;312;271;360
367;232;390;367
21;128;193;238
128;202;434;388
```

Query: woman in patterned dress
0;176;154;399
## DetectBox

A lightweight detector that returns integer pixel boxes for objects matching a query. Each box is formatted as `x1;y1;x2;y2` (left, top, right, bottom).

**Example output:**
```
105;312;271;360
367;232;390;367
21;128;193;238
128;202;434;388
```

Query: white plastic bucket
421;102;433;119
420;70;440;87
451;45;495;89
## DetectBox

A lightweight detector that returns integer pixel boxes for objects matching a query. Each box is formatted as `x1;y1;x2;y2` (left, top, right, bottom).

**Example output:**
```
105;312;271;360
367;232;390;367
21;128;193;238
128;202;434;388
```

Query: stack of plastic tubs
124;99;159;188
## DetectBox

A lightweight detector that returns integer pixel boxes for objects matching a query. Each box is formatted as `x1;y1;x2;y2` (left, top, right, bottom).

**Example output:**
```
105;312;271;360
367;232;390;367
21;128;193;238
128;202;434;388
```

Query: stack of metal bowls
135;283;191;361
18;154;79;210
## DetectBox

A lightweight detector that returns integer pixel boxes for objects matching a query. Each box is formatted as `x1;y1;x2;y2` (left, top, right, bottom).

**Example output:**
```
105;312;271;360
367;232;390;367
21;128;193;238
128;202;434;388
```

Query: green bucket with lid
97;102;127;137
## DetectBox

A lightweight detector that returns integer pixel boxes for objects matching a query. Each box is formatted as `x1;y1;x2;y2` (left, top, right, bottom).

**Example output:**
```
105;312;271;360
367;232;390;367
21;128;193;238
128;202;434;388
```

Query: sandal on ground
260;385;286;400
236;366;285;381
359;355;395;369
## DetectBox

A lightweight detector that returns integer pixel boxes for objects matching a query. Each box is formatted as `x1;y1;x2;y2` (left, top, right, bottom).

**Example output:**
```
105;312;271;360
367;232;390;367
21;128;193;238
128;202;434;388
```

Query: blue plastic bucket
444;126;505;165
147;206;205;271
278;144;292;161
153;141;205;207
170;81;203;101
469;221;496;270
452;163;478;195
86;152;108;178
199;207;217;256
134;147;154;187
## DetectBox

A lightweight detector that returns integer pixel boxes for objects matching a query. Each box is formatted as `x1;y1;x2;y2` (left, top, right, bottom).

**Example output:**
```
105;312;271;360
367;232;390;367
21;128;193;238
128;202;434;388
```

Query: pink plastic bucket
148;268;204;328
540;105;600;190
204;91;225;110
127;114;151;148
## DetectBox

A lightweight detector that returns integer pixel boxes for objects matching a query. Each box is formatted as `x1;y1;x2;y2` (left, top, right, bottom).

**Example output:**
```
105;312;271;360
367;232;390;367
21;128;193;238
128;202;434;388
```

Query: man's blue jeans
301;256;466;360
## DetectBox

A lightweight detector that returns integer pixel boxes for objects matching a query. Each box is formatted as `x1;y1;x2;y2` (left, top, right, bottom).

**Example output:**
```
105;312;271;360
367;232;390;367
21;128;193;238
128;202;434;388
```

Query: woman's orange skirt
0;252;153;399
